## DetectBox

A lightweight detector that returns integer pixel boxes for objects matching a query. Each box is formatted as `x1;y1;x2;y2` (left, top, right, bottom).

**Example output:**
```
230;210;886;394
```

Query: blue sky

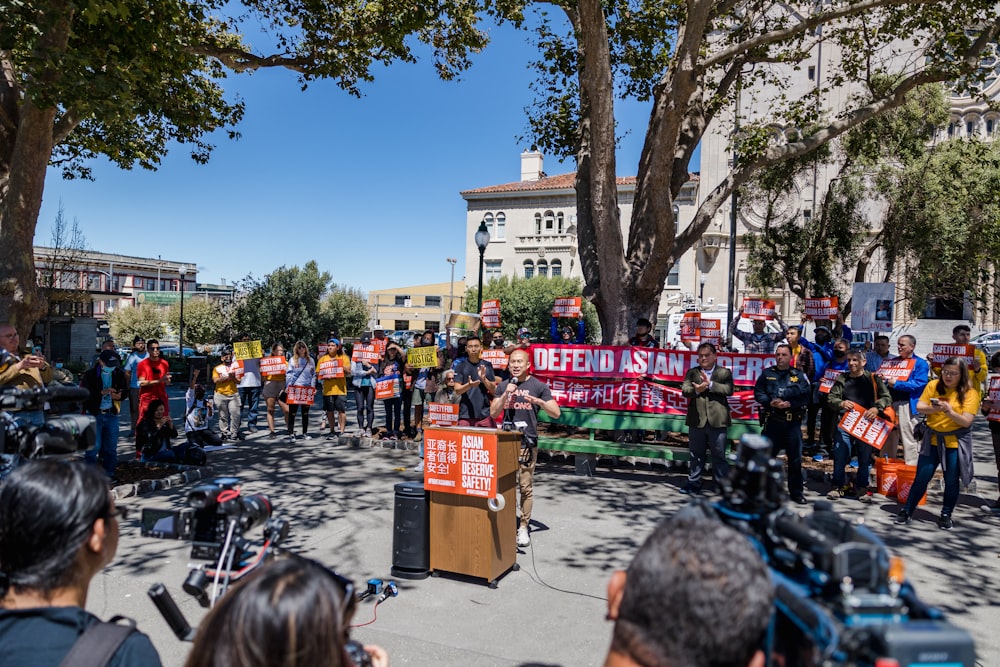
36;21;662;293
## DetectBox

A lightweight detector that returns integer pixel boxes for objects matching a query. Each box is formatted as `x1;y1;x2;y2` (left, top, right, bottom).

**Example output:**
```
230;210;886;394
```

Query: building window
394;295;410;306
948;123;955;137
483;212;494;238
425;295;441;307
551;259;562;277
543;211;555;233
424;321;440;332
556;212;564;233
808;66;816;80
534;213;542;235
495;212;506;240
394;320;408;331
988;119;995;135
485;260;502;281
524;260;534;279
803;209;812;222
667;264;680;286
967;121;975;136
146;278;155;290
88;273;102;290
537;260;548;277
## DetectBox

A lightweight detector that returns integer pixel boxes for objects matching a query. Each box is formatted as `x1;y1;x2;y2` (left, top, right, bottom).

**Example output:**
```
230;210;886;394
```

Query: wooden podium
425;428;521;587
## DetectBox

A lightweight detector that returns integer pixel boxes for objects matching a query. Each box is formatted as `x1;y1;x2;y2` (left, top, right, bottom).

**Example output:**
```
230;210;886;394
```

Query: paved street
89;390;1000;666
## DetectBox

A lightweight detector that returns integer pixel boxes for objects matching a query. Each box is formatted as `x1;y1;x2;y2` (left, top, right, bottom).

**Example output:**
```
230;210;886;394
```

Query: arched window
524;260;535;278
550;259;562;277
495;212;506;240
543;211;555;234
556;212;564;233
534;213;542;235
537;260;548;277
483;212;494;234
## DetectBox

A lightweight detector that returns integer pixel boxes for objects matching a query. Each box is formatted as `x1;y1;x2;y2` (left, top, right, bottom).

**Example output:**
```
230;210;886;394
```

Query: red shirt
137;357;170;409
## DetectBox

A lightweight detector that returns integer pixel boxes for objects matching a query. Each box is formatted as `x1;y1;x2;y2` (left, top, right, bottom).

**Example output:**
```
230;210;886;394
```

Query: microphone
376;581;398;604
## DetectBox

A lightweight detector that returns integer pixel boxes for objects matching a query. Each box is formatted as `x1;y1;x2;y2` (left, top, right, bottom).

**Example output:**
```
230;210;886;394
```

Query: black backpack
59;615;136;667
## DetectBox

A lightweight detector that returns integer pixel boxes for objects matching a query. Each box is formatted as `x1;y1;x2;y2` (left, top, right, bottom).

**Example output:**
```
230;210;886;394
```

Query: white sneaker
516;526;530;548
414;460;424;472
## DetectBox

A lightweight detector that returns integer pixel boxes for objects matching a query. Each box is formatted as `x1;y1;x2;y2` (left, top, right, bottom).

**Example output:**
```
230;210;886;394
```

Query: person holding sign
929;324;987;388
378;343;405;440
753;344;811;504
317;338;350;438
284;341;316;440
136;339;170;423
490;348;561;548
262;343;289;438
896;357;980;529
236;334;263;435
728;307;788;354
212;347;241;442
679;343;734;495
350;334;379;437
550;316;585;344
455;335;497;428
865;335;895;372
885;335;929;465
826;351;892;503
980;353;1000;509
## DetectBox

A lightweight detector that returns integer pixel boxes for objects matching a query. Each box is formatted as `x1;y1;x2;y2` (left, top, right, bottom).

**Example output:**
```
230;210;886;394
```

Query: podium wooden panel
428;429;521;586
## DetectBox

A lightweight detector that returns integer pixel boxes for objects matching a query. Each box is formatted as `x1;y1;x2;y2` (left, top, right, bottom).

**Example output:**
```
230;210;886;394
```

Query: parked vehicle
158;346;197;358
972;331;1000;360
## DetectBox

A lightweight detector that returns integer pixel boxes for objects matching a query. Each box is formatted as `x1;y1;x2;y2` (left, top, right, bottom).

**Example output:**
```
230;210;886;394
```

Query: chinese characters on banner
284;386;316;405
988;377;1000;422
680;313;701;343
406;346;439;369
804;297;839;319
838;408;894;450
351;344;381;363
232;340;263;360
259;356;286;376
818;368;842;394
317;359;344;379
423;428;499;498
427;402;460;426
481;349;509;370
544;378;760;420
741;298;777;320
374;375;401;400
929;343;975;369
552;297;583;317
876;358;914;382
481;299;501;328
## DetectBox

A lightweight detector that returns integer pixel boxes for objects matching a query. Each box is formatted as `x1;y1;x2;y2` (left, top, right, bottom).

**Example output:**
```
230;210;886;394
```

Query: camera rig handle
148;583;195;642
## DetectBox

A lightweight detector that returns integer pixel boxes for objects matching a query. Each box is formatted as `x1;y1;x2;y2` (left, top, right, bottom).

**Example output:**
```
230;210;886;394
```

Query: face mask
55;363;63;368
833;349;846;359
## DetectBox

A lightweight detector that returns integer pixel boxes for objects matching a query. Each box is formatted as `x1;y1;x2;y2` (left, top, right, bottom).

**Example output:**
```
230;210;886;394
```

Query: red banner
424;428;498;498
427;402;460;426
804;297;839;319
284;385;316;405
876;358;914;382
351;344;380;363
481;349;508;370
552;297;582;317
530;344;775;386
259;356;286;376
544;377;759;420
317;359;344;379
481;299;501;329
818;368;842;394
680;313;701;343
742;298;777;320
838;408;894;450
929;343;974;369
988;377;1000;422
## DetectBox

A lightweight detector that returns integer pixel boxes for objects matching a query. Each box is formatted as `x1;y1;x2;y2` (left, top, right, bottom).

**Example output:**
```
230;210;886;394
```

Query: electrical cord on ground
523;533;607;602
350;601;380;628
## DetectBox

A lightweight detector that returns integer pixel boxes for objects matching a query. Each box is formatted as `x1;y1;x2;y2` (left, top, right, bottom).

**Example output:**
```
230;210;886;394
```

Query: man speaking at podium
490;348;561;548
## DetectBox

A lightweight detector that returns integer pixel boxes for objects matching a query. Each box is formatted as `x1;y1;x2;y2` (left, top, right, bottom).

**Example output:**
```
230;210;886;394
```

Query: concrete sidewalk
92;393;1000;667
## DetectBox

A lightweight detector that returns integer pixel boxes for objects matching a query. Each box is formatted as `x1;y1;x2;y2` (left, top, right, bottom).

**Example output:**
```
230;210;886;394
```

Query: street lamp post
474;221;490;312
446;257;457;316
178;266;187;361
699;272;707;305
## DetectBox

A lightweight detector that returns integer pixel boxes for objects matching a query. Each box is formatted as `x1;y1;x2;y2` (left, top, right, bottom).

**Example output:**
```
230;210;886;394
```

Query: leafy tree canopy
107;304;165;343
320;284;369;340
230;261;331;348
166;297;225;345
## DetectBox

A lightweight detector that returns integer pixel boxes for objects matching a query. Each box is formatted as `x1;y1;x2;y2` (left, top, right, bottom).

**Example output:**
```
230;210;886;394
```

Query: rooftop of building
460;171;700;196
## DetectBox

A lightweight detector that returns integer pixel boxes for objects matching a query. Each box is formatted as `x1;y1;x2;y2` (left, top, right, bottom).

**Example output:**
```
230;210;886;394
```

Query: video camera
696;434;976;667
0;386;95;481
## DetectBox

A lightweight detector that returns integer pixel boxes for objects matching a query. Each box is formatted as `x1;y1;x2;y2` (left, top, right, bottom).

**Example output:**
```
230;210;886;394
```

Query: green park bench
537;407;762;475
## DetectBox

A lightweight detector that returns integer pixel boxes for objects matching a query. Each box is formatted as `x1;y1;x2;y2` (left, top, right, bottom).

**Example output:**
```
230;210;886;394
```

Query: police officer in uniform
754;343;811;504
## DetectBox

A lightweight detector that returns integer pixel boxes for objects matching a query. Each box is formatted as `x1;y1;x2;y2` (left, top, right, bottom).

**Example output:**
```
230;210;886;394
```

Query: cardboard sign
233;340;263;360
284;385;316;405
680;313;701;343
987;376;1000;422
423;428;499;498
481;299;501;329
552;297;583;318
481;349;509;370
851;282;894;332
351;344;380;363
929;343;975;369
742;298;777;320
876;358;914;382
317;359;344;379
407;346;439;369
427;402;460;426
804;297;839;319
317;343;328;357
838;408;894;450
545;378;759;420
375;375;401;400
818;368;842;394
700;319;721;345
259;356;286;376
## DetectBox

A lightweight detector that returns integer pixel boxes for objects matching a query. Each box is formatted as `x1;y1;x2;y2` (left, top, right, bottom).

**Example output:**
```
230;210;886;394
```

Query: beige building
368;281;467;333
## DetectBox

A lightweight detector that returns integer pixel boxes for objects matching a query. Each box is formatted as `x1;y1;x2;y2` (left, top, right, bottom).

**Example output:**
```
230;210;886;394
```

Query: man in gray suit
680;342;734;494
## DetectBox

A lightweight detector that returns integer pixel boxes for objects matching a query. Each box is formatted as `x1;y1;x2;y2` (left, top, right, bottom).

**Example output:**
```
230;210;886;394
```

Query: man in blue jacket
885;334;929;465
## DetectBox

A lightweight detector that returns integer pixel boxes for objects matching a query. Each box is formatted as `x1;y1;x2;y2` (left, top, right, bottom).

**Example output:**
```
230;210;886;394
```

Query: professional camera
0;386;95;481
692;434;976;667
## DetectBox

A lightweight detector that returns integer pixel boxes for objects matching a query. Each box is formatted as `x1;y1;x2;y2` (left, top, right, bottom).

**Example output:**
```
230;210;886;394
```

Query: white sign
850;282;895;332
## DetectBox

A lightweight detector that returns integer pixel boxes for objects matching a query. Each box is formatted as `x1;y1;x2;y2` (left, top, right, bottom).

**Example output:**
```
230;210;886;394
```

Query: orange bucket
875;458;901;497
895;464;927;506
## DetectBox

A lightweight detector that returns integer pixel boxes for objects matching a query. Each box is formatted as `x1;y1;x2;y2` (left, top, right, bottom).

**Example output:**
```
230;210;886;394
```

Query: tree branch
186;45;315;73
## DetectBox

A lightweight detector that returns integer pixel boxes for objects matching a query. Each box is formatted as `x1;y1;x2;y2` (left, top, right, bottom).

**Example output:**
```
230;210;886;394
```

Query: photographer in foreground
603;514;772;667
184;556;387;667
0;460;162;666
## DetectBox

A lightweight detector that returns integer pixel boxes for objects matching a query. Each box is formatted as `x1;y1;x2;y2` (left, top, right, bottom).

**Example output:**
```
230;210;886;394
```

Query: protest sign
317;359;345;379
372;337;387;356
427;402;460;426
375;375;401;400
851;283;894;332
447;311;482;333
700;319;722;345
230;361;245;381
741;298;777;320
407;346;440;369
423;428;499;498
284;386;316;405
233;340;263;360
351;344;380;363
481;349;509;370
838;408;894;450
988;376;1000;422
680;312;701;343
481;299;502;329
929;343;975;369
818;368;842;394
552;297;583;318
317;343;328;357
804;297;839;319
259;356;286;376
876;358;914;382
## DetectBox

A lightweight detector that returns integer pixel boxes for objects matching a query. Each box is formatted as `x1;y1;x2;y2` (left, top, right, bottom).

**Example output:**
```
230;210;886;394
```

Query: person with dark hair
865;334;894;372
896;357;980;529
80;349;128;480
183;556;387;667
603;515;772;667
136;339;171;423
378;343;405;440
754;344;811;504
679;342;734;494
122;336;147;438
212;347;242;441
351;334;379;437
0;460;162;666
262;342;289;438
184;368;221;449
934;325;987;388
136;399;184;462
728;307;788;354
550;315;585;344
884;334;930;465
318;338;351;438
285;341;315;440
455;335;497;428
628;317;659;348
980;352;1000;509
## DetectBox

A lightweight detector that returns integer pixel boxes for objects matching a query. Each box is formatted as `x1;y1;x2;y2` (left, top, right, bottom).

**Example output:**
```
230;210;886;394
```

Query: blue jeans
355;386;375;430
905;445;959;515
85;412;119;477
239;386;261;427
832;428;872;490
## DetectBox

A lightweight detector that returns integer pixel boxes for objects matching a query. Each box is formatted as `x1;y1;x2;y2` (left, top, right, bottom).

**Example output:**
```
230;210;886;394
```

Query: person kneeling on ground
185;368;222;450
0;460;163;666
137;399;204;465
603;514;773;667
184;555;387;667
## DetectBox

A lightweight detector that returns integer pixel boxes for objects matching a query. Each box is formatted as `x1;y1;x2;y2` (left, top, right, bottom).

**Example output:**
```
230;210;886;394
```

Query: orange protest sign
427;402;460;426
481;349;508;370
317;343;328;357
876;358;914;382
423;428;499;498
481;299;501;329
929;343;974;369
680;312;701;343
988;377;1000;422
552;297;582;318
838;408;894;450
317;359;344;379
259;356;286;376
742;298;777;320
372;338;388;356
284;386;316;405
375;375;400;400
351;344;380;363
232;360;245;380
818;368;841;394
699;319;721;344
804;297;839;319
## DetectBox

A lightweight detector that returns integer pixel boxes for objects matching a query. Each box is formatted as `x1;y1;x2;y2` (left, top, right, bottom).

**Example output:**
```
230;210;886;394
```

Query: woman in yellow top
896;357;980;529
262;342;289;437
